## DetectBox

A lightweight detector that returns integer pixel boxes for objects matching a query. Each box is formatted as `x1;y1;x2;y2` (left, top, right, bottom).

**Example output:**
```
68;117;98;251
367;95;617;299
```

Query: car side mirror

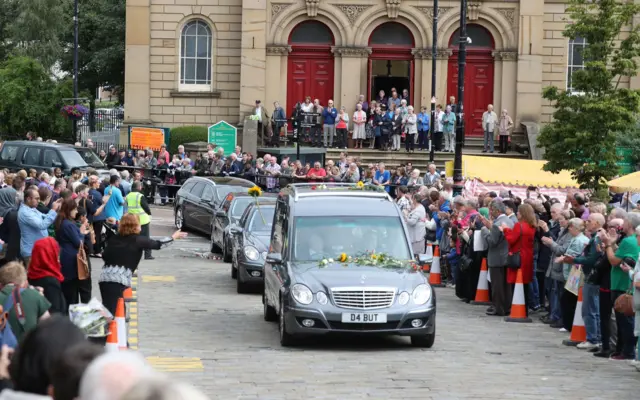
266;252;282;264
418;254;432;265
215;210;226;217
230;227;243;234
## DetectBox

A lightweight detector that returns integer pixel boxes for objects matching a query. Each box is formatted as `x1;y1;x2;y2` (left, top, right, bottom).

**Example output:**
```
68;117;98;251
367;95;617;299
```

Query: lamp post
73;0;79;142
452;0;467;197
428;0;438;164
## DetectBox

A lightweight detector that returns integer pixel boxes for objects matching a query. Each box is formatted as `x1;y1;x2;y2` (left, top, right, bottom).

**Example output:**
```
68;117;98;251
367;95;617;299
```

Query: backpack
0;287;26;349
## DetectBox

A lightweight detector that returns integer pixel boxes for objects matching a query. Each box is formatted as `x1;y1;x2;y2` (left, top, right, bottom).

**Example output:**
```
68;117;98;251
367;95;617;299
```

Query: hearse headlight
412;284;432;305
243;246;259;261
397;291;410;305
316;291;328;305
291;284;313;305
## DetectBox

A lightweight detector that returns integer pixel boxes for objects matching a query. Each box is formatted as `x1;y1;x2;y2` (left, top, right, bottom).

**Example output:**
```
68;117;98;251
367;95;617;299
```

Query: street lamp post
73;0;79;142
452;0;467;196
428;0;438;164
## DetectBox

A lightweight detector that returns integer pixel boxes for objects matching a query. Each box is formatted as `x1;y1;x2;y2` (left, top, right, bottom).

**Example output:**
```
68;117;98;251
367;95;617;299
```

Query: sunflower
248;186;262;198
370;254;378;260
356;181;364;189
338;253;348;262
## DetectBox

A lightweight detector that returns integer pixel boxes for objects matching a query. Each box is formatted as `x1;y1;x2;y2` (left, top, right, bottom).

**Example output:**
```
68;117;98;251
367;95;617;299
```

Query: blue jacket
18;204;57;257
417;112;430;131
56;219;85;280
322;107;337;125
442;112;456;133
104;184;125;221
432;200;451;241
89;189;106;221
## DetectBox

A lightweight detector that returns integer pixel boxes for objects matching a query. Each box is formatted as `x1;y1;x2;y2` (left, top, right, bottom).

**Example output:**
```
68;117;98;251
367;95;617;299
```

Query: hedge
169;125;208;154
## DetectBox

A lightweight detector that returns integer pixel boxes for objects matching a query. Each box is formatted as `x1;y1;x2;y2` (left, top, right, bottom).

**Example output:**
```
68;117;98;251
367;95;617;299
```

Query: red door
286;52;334;112
447;51;494;136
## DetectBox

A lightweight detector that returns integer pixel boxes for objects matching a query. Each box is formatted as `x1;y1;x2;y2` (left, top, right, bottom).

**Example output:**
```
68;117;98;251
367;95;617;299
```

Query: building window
567;36;587;93
180;20;212;91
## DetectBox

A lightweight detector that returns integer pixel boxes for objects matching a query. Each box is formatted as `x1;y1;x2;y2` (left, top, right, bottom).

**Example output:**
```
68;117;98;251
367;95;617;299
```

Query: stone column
332;47;370;113
239;0;267;121
411;49;427;106
516;0;544;123
124;0;151;137
497;51;518;125
436;48;452;105
417;49;432;107
265;45;290;109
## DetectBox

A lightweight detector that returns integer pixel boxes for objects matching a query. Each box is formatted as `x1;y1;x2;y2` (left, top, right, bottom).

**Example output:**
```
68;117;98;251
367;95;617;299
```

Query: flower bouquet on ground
69;298;113;337
60;104;89;120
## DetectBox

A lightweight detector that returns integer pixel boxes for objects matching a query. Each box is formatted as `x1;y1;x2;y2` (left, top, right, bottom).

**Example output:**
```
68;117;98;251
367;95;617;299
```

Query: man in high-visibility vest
125;181;154;260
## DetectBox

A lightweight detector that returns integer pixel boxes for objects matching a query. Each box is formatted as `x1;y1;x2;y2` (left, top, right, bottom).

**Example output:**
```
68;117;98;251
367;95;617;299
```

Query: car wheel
279;298;296;347
231;251;238;279
410;324;435;348
210;231;220;253
175;207;186;230
263;291;277;322
236;271;249;294
222;236;231;262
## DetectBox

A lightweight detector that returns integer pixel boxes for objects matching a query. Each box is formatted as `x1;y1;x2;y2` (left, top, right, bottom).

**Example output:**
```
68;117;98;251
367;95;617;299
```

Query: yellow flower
356;181;364;188
338;253;348;262
248;186;262;198
371;254;378;260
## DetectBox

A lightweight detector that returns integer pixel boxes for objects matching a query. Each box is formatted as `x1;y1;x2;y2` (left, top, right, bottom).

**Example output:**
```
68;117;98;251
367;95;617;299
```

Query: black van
0;141;89;174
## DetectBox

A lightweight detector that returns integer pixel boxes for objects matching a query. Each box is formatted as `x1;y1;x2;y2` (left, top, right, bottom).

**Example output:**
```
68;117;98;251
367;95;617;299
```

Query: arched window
567;36;587;93
180;20;212;90
449;24;494;48
289;21;333;45
369;23;414;47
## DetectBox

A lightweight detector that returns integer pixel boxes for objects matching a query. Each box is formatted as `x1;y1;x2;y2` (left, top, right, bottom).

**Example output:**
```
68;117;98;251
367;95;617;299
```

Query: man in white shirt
482;104;498;153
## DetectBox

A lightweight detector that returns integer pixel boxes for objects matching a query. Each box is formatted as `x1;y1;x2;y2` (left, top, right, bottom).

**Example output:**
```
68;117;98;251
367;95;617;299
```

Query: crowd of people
252;90;515;154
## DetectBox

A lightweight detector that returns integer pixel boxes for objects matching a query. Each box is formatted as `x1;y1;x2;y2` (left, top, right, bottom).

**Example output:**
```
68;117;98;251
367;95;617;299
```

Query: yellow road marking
142;276;176;283
129;321;138;327
129;328;138;335
130;313;138;319
129;337;138;344
130;306;138;313
146;357;204;372
130;346;138;350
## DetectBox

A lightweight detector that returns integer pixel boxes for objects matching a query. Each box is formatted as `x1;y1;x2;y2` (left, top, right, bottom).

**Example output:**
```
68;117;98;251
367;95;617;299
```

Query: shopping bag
473;230;487;251
564;265;582;296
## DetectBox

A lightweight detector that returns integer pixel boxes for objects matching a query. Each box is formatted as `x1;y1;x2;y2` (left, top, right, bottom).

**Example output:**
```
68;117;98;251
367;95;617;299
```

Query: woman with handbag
54;199;90;312
556;218;589;331
500;204;537;314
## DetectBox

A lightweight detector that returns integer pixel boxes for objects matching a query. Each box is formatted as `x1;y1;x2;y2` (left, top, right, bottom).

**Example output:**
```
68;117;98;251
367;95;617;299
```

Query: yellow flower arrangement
356;181;364;188
248;186;262;197
338;253;348;262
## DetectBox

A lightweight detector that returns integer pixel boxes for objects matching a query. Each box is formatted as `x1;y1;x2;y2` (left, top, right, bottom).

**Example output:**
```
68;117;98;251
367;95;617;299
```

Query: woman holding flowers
404;193;426;257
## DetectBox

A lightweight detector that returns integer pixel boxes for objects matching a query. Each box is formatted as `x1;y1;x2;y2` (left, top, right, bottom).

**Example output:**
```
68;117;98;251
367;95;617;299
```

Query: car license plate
341;313;387;323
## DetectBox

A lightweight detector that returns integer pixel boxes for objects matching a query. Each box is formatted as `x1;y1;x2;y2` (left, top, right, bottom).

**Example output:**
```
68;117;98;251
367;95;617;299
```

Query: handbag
614;292;634;317
506;223;522;269
473;229;487;251
77;245;90;280
564;265;583;296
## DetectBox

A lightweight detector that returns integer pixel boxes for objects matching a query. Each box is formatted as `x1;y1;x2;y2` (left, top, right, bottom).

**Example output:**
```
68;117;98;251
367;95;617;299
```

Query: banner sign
208;121;237;157
128;126;170;151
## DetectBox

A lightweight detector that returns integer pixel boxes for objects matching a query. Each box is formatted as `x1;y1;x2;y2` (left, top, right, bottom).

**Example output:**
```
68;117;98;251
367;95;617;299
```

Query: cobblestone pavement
125;207;640;399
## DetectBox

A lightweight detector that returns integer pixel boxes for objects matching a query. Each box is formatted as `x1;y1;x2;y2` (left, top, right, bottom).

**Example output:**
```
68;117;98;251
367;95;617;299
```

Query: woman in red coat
500;204;537;288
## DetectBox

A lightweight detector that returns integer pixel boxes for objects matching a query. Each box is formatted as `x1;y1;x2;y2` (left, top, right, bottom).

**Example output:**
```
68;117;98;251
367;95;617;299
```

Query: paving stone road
114;207;640;399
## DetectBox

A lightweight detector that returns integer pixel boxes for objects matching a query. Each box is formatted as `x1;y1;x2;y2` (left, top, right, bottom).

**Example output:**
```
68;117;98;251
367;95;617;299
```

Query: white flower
328;258;334;263
320;259;328;266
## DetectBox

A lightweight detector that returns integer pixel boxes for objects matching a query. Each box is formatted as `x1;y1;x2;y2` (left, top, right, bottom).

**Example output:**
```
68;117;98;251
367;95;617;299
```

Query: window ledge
170;90;221;98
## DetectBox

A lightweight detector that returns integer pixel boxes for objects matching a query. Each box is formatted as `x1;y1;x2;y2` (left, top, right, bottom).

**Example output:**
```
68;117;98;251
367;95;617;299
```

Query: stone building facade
124;0;640;135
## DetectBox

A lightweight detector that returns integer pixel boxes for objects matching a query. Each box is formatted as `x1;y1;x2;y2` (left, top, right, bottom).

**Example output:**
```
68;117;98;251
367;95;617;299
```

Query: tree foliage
0;57;73;141
537;0;640;190
60;0;125;102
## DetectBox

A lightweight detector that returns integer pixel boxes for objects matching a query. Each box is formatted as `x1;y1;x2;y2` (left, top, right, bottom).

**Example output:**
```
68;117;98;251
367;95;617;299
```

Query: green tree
537;0;640;191
6;0;69;71
60;0;125;103
0;57;73;141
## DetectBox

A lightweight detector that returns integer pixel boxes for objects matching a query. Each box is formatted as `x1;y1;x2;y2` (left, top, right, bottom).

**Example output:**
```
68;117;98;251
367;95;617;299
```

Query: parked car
262;183;436;348
173;176;255;235
210;192;277;261
230;202;276;293
0;141;89;175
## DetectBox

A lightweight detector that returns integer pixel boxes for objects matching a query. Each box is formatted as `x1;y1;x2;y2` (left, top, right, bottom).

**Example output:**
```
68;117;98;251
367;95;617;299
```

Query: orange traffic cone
471;258;491;305
563;287;586;346
115;298;127;350
428;246;444;287
105;320;119;351
123;287;137;303
422;243;434;272
504;268;532;323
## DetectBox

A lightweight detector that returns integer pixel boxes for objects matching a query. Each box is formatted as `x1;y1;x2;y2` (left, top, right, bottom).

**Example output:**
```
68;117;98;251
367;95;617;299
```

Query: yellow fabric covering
444;156;580;188
607;171;640;193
